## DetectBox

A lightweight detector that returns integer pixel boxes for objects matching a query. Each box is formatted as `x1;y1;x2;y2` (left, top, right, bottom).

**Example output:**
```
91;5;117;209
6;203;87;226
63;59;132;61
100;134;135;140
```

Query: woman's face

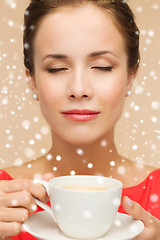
30;4;135;145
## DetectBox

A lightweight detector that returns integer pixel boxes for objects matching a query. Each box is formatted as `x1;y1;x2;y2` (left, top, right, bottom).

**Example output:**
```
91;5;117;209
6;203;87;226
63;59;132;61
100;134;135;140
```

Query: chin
63;134;103;146
52;125;109;146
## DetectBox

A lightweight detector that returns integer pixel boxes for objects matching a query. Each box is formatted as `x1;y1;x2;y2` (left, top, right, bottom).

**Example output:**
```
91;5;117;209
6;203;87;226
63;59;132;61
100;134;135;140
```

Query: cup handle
33;179;56;222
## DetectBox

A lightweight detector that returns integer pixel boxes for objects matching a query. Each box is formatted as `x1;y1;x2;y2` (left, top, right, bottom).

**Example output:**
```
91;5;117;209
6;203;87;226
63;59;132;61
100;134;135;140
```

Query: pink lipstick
62;109;100;121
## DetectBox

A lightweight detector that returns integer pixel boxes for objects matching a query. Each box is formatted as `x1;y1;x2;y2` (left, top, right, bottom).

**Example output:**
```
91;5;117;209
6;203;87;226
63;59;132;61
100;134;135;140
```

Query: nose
66;69;93;101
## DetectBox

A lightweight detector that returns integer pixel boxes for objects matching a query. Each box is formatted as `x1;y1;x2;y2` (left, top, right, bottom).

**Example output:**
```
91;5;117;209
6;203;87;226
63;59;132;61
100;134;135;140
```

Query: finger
0;179;48;202
42;172;55;181
0;208;28;223
0;237;12;240
0;191;37;213
0;222;22;237
122;196;153;227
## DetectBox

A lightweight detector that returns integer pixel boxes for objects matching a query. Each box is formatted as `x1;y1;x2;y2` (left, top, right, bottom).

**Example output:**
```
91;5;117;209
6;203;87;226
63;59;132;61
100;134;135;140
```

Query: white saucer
23;211;144;240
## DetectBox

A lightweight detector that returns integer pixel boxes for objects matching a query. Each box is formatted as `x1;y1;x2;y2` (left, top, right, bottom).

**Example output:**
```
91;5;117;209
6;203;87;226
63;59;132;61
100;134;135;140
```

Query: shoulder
130;162;157;185
3;156;46;179
120;157;158;188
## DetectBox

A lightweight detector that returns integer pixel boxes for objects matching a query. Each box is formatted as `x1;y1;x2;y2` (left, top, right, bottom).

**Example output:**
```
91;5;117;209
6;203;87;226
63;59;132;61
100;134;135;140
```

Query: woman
0;0;160;239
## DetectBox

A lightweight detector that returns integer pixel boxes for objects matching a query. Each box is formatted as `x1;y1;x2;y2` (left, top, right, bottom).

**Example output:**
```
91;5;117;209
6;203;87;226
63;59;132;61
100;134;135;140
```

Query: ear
125;70;137;97
25;69;39;101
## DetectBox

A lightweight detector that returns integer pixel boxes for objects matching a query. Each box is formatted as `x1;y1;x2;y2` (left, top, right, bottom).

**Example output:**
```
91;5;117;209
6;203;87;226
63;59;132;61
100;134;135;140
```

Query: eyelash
47;68;68;73
91;66;113;72
47;66;113;74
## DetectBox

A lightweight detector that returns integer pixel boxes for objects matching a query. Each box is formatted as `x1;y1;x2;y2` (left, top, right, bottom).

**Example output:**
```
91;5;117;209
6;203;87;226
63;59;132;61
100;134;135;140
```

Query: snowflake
110;161;115;167
14;158;23;166
150;194;159;203
76;148;84;155
83;210;92;219
70;170;76;175
46;154;53;161
88;163;93;169
41;148;46;154
55;204;61;211
56;155;61;161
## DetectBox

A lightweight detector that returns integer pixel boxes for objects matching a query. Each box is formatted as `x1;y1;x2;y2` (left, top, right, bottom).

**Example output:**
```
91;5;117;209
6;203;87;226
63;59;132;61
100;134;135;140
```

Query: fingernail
126;196;133;207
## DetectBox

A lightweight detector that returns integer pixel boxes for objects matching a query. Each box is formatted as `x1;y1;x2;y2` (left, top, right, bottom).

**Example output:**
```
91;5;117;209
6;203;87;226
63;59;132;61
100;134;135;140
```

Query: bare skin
1;4;159;239
5;141;157;188
3;144;157;240
5;128;156;188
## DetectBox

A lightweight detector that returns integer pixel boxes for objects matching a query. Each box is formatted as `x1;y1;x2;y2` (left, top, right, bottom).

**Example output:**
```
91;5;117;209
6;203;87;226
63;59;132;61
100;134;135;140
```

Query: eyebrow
42;50;118;62
88;50;118;58
42;54;68;62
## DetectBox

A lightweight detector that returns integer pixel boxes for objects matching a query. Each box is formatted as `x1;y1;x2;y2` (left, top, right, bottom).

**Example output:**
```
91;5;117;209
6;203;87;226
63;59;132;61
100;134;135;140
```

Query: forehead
34;4;126;58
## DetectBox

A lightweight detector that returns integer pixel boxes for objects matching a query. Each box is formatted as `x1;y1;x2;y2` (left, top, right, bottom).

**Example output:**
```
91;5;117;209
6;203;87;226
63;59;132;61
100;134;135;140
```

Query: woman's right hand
0;178;48;239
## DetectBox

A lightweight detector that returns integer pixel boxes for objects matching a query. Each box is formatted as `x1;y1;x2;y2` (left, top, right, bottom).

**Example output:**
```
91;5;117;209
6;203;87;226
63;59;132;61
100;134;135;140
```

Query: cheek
107;85;125;106
37;79;64;107
97;76;126;108
98;80;126;128
37;83;63;128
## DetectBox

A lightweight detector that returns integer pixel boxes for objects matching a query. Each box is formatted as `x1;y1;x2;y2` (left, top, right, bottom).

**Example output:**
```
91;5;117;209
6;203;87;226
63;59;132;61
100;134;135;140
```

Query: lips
61;109;100;121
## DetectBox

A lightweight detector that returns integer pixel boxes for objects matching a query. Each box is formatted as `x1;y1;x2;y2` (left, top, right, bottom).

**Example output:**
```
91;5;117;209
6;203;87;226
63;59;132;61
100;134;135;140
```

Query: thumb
41;172;55;181
122;196;153;227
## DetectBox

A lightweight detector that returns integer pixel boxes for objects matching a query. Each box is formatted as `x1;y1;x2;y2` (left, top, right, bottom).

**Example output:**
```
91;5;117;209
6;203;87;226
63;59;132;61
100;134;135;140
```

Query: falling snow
46;154;53;161
11;199;18;206
129;223;139;234
33;173;42;179
110;161;115;167
76;148;84;155
83;210;92;219
31;204;37;211
101;139;108;147
27;163;32;168
88;163;93;169
70;170;76;175
117;166;126;175
53;167;57;171
114;219;122;227
56;155;62;161
14;158;23;166
113;198;121;207
54;204;61;211
41;148;46;154
0;0;160;171
150;194;159;203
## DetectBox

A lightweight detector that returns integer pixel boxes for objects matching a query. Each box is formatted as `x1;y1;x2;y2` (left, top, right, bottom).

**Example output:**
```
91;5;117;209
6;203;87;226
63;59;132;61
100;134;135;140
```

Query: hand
122;196;160;240
0;172;54;239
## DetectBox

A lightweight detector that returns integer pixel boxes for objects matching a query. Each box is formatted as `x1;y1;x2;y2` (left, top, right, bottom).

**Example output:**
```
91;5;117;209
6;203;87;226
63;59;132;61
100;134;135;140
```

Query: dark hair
23;0;140;76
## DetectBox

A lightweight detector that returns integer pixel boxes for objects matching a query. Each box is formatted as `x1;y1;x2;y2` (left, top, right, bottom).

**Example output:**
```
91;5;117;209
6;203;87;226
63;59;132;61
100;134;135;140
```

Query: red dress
0;169;160;240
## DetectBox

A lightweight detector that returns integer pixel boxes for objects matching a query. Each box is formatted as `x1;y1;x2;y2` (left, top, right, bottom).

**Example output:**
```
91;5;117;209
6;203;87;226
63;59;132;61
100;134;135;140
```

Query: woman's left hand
122;196;160;239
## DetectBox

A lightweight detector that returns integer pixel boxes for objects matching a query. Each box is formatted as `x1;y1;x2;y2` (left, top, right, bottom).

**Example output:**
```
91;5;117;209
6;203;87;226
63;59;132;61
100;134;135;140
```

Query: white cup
34;175;122;240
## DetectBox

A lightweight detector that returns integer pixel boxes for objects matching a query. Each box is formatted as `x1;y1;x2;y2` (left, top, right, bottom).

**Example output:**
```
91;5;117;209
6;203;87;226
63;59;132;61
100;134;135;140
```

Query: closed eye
47;68;68;73
91;66;113;72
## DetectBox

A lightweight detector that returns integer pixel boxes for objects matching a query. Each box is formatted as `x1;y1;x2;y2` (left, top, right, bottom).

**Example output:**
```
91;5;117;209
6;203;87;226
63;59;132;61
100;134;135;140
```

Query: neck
47;130;122;177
